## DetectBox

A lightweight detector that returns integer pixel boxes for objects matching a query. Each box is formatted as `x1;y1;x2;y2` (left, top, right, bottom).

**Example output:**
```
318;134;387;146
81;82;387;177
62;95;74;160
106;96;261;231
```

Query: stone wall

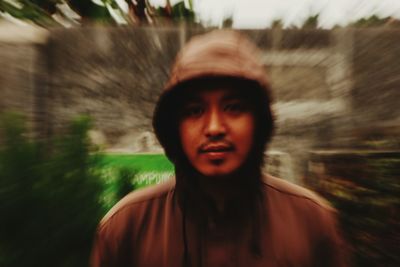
0;22;47;137
351;29;400;146
43;27;180;150
1;23;399;184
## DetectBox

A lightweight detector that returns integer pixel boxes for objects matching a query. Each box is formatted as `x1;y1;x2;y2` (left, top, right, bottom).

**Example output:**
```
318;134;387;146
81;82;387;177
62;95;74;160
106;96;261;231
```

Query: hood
164;30;270;93
153;30;274;163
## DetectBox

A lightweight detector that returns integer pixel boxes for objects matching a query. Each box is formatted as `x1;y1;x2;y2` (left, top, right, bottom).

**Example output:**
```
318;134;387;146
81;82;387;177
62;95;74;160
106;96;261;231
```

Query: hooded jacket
91;30;348;267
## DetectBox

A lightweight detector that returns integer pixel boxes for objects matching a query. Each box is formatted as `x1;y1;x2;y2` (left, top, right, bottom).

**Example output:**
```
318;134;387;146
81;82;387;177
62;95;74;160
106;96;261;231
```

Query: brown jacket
91;175;347;267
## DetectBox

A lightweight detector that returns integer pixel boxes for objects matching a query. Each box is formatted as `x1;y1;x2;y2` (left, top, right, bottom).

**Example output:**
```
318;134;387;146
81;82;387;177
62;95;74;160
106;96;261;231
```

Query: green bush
0;113;104;267
305;153;400;267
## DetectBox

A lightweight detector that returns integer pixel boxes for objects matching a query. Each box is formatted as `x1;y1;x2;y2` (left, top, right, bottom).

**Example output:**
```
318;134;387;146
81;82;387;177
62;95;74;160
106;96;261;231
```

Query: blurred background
0;0;399;266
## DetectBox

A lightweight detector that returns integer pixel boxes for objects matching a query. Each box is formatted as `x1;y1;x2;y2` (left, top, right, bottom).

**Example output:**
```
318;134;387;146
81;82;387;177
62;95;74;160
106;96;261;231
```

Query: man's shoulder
100;178;176;227
262;174;335;212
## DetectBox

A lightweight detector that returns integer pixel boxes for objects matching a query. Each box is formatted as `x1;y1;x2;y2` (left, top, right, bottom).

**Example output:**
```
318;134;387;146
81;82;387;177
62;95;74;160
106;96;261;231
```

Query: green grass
96;154;174;210
98;153;174;173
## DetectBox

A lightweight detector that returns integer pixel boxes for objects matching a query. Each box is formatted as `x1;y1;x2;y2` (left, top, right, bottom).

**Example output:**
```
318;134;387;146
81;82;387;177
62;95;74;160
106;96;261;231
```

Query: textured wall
43;27;181;149
0;22;47;138
351;29;400;146
0;43;36;135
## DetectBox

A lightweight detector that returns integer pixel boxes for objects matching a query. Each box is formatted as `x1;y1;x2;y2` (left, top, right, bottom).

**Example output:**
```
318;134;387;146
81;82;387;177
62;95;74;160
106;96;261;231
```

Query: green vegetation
306;154;400;267
0;113;174;267
0;113;104;267
97;154;173;210
99;153;173;173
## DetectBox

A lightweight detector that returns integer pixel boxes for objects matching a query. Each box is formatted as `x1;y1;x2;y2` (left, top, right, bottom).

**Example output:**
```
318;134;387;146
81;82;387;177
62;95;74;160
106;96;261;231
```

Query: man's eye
182;106;204;117
224;102;246;113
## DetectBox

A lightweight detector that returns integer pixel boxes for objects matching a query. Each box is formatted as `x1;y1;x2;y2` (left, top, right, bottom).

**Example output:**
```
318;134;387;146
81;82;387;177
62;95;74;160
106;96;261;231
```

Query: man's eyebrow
222;92;247;102
182;94;202;103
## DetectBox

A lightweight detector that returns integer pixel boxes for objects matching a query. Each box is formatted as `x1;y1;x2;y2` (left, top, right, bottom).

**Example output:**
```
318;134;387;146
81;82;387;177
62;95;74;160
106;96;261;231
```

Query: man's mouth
200;144;233;153
199;144;234;159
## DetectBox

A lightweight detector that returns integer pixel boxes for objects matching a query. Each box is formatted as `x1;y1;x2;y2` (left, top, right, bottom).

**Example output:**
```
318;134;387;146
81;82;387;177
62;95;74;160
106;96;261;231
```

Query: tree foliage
352;15;392;27
0;113;104;267
0;0;196;27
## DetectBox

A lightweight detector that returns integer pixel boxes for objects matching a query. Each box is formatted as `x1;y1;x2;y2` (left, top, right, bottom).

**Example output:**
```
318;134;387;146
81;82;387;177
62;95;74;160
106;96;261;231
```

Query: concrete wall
1;23;399;184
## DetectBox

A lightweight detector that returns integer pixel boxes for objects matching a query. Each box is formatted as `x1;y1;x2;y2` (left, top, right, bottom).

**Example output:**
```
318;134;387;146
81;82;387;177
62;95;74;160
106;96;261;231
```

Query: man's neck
175;162;262;223
198;173;253;215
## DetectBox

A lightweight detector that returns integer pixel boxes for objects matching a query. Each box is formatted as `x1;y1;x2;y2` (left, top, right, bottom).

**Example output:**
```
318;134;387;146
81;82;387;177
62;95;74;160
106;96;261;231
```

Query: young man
91;30;347;267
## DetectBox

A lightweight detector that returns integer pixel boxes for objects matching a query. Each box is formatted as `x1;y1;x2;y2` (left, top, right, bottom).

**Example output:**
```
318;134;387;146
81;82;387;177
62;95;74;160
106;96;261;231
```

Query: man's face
178;84;255;178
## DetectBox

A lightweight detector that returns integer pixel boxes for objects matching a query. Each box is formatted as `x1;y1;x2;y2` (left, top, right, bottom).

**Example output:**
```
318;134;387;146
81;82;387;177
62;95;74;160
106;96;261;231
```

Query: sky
149;0;400;29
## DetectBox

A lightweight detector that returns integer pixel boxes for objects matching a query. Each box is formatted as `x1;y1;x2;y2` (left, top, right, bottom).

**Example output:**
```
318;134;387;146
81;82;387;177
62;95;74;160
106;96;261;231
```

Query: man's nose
205;109;226;139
